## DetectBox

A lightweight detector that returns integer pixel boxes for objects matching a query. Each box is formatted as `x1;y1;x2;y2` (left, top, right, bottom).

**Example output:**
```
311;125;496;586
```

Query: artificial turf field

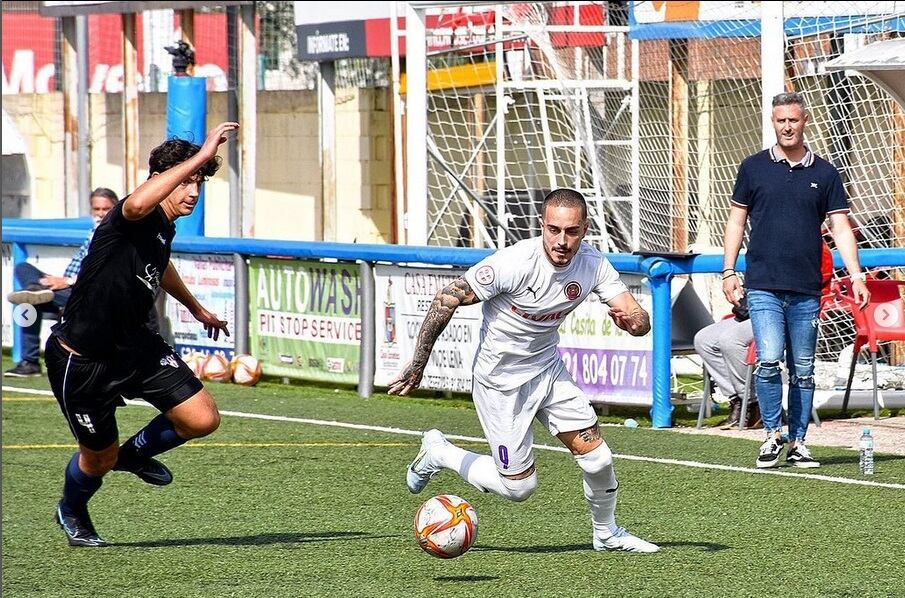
3;358;904;597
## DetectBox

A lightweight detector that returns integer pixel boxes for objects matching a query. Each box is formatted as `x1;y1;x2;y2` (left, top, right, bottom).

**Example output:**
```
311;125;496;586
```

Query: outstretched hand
201;122;239;160
193;307;230;341
387;361;425;396
608;306;645;335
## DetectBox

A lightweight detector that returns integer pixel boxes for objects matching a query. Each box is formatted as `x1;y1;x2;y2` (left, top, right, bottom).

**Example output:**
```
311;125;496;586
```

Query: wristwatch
850;272;866;282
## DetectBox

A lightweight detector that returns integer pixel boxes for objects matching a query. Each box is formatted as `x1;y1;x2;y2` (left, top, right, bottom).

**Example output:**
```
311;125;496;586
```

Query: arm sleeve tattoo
411;277;479;368
632;308;651;336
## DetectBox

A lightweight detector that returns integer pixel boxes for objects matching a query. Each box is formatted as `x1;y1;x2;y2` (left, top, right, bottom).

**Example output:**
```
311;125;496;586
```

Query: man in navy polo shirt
722;92;869;469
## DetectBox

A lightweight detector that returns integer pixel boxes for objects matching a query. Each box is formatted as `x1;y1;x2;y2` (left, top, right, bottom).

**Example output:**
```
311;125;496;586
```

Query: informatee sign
250;258;361;383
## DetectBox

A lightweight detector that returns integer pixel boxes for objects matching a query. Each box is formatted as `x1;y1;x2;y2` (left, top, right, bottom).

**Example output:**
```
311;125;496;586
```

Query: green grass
3;356;905;597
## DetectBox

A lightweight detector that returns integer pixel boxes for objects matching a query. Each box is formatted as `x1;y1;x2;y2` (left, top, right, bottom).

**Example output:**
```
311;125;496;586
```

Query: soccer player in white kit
388;188;658;553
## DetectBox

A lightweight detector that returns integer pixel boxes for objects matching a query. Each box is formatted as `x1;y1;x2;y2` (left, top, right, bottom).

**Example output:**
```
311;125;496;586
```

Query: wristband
722;272;737;280
850;272;866;282
721;268;735;274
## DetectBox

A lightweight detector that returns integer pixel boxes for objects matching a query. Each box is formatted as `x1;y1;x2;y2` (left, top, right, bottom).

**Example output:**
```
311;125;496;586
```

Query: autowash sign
249;258;361;383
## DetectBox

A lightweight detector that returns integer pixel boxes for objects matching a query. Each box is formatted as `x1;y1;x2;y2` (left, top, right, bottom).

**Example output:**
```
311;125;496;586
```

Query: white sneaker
593;527;660;553
786;442;820;468
756;435;785;469
406;429;448;494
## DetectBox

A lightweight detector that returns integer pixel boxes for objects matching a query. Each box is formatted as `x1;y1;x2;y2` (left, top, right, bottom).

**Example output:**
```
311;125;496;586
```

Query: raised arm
387;277;481;395
606;291;650;336
161;262;229;341
122;122;238;221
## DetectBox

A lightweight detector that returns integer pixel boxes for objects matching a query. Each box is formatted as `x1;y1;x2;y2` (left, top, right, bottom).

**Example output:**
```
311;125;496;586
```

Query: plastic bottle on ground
859;428;874;475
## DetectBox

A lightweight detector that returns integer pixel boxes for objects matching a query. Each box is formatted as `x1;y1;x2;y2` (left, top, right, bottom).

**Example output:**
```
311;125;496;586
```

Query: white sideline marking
2;386;54;395
5;385;904;490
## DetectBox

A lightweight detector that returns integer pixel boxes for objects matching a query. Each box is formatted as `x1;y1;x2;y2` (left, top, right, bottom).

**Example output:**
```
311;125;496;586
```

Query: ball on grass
201;353;233;383
231;354;262;386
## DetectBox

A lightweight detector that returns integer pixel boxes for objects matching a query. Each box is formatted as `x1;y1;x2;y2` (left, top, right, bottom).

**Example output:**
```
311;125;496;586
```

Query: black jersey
55;199;175;361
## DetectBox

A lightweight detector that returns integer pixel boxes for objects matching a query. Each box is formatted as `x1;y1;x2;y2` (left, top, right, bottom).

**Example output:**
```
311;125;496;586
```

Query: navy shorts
45;333;203;451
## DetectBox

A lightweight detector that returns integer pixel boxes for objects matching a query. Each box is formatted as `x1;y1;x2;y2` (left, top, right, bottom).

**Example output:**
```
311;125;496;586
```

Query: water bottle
859;428;874;475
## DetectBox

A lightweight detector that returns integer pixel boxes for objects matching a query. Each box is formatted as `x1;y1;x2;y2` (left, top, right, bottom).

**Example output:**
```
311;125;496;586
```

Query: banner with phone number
557;274;653;405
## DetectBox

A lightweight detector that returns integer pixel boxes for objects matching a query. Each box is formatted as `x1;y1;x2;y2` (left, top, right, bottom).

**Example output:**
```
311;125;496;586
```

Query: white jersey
463;237;628;391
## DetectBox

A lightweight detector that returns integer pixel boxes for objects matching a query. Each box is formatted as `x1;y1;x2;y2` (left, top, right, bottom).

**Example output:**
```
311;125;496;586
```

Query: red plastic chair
736;341;757;430
835;278;905;419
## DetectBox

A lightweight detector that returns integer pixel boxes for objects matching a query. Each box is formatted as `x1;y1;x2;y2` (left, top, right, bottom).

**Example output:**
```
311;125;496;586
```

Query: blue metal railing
5;219;904;427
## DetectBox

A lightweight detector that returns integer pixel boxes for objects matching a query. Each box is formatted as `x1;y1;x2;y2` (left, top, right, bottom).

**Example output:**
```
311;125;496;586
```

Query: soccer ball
201;353;232;383
183;352;206;379
413;495;478;558
231;354;262;386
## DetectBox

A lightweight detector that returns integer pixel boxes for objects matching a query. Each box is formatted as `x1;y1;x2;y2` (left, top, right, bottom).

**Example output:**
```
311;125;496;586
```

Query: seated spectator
694;296;761;429
6;188;117;377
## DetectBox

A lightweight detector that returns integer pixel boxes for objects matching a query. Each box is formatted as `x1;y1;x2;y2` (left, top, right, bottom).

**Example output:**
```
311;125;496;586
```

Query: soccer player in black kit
46;121;239;546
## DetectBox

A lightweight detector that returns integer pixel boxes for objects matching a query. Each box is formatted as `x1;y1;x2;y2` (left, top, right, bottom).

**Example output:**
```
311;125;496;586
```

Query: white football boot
406;429;448;494
593;527;660;553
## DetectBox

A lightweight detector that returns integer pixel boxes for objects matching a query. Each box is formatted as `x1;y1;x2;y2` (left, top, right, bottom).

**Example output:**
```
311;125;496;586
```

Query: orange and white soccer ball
201;353;232;383
183;352;206;379
231;354;262;386
414;495;478;558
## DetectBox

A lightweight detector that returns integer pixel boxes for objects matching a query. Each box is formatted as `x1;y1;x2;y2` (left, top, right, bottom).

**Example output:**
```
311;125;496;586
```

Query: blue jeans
747;289;820;442
14;262;69;364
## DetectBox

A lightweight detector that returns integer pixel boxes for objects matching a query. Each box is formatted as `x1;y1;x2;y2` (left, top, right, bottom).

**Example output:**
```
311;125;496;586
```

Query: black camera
165;40;195;75
732;295;750;322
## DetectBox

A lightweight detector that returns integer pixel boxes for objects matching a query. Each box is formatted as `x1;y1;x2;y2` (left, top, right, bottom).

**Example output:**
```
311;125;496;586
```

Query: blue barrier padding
11;243;27;363
2;217;92;230
3;226;903;271
167;76;207;238
3;227;86;247
5;224;904;427
644;259;675;427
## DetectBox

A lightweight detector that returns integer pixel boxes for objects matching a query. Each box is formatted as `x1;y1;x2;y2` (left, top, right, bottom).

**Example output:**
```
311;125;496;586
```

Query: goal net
415;1;904;365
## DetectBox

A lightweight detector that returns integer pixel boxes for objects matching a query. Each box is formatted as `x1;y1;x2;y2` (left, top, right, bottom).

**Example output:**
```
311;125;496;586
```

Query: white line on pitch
5;385;903;491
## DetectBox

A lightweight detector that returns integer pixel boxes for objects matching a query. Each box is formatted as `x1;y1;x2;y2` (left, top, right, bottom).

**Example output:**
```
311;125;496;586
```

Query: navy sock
61;453;103;515
116;414;187;469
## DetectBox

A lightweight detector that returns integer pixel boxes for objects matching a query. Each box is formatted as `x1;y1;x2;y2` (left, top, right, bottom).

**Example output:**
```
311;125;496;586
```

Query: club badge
564;281;582;300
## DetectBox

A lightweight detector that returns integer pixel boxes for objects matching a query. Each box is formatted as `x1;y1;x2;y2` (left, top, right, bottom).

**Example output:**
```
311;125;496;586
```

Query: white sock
575;443;619;538
435;441;508;496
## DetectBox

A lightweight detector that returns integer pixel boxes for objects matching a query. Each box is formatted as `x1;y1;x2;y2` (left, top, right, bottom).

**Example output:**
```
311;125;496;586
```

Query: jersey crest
564;281;582;300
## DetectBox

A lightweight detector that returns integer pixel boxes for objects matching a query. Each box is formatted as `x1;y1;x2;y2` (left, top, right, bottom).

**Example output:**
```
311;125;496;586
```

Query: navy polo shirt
731;147;849;295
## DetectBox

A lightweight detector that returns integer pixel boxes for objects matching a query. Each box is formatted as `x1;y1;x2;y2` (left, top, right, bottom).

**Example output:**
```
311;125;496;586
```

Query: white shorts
471;361;597;476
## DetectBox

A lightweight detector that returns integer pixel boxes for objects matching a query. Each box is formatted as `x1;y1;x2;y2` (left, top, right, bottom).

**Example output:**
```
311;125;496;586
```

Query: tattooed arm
387;277;481;395
606;291;651;337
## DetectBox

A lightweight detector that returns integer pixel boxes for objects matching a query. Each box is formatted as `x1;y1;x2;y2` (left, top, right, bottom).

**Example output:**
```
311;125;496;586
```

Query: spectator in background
693;296;761;430
723;92;868;469
5;188;118;377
